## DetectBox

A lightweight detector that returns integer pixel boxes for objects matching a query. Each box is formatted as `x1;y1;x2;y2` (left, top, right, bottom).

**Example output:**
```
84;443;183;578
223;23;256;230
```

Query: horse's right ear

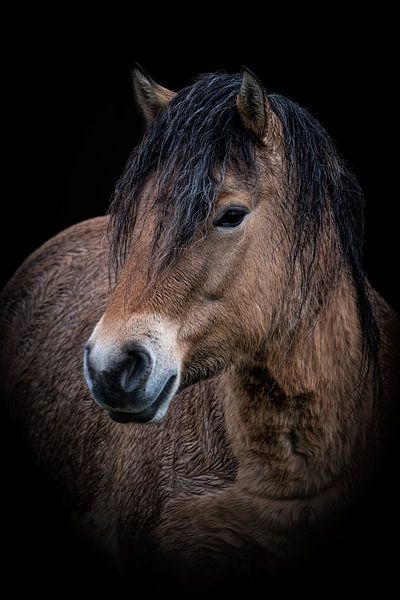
132;64;176;125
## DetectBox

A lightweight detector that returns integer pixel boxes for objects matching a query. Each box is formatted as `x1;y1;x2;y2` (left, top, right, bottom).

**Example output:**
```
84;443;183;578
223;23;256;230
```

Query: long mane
108;72;379;379
109;74;257;276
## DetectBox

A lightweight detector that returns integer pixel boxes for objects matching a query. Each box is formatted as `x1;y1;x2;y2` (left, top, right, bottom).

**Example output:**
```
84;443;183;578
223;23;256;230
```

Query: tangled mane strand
268;94;380;383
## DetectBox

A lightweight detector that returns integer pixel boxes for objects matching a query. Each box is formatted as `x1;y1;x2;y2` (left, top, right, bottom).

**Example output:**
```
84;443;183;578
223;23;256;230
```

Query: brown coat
1;216;399;589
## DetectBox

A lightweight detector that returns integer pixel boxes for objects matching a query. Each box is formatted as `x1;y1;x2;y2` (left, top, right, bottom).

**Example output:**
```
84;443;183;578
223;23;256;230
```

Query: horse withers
1;67;399;589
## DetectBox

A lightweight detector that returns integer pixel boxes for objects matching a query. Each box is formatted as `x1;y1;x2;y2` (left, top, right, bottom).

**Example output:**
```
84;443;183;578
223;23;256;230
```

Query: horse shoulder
0;216;114;475
0;217;109;377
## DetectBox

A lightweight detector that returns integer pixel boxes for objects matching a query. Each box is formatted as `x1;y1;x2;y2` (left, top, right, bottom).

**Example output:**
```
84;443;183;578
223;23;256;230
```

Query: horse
0;66;399;591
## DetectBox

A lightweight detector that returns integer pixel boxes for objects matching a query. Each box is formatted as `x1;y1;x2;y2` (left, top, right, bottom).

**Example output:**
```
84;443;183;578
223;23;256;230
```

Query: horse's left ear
236;67;272;142
132;64;176;125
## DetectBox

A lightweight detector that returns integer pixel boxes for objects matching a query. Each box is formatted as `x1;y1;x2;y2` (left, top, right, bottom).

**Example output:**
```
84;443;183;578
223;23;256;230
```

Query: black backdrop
2;24;399;594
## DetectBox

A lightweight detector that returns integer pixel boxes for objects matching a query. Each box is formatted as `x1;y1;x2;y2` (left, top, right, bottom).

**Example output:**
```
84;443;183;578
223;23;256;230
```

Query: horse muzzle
83;316;181;423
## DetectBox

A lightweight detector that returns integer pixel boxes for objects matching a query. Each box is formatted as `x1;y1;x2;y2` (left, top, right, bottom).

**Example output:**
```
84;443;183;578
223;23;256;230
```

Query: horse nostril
125;352;141;383
120;347;152;393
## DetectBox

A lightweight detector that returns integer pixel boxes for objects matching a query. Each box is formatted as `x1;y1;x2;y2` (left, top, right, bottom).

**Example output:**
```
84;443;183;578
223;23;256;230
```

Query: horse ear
236;67;271;141
132;64;176;124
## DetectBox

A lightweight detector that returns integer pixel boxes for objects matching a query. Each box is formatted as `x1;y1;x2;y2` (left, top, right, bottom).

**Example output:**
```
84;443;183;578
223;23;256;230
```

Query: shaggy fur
0;70;399;591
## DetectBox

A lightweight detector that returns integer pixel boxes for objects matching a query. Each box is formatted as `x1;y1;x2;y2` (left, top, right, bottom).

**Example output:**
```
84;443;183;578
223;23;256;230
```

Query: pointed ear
132;64;176;125
236;67;272;141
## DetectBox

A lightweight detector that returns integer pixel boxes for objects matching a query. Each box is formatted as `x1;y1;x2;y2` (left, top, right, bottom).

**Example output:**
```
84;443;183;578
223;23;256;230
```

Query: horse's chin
108;409;156;424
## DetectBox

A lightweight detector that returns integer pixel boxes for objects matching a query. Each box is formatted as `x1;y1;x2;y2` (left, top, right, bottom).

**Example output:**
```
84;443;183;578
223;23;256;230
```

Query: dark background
2;21;399;595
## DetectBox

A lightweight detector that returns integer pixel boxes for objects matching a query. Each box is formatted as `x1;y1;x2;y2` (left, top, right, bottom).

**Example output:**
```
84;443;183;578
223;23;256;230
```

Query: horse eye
213;208;249;228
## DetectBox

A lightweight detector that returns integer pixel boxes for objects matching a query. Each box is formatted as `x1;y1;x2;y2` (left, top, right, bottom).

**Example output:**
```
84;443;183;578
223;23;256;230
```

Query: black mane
108;72;379;378
110;74;257;275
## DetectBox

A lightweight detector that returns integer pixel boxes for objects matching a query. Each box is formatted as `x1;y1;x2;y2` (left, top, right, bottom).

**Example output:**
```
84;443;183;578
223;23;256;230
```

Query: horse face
84;68;286;423
84;159;286;425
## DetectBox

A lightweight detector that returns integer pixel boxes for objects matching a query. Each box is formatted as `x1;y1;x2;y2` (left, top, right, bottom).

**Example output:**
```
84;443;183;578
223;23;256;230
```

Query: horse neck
220;275;376;503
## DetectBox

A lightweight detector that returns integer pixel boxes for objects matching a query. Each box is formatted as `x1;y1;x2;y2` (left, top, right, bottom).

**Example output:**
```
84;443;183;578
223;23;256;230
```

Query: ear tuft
236;67;270;139
132;64;175;125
